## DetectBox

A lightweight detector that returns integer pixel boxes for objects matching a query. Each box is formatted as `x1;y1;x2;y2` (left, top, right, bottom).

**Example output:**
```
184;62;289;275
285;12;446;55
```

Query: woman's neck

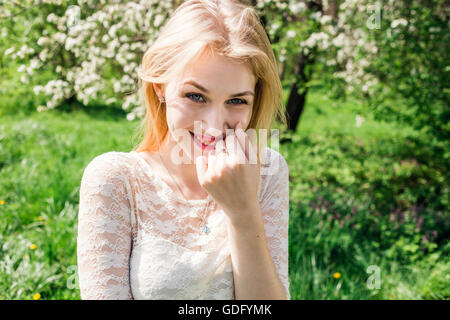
157;137;208;199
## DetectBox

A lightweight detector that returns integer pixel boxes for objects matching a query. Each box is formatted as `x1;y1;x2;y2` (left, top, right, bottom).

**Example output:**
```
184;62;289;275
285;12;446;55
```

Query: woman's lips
198;134;215;144
190;131;216;150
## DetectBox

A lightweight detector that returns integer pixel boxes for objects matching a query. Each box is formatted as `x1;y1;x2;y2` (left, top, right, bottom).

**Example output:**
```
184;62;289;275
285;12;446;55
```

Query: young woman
77;0;290;300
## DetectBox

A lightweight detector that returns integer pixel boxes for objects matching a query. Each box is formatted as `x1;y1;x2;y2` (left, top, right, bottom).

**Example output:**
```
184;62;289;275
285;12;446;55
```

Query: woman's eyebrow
183;80;254;97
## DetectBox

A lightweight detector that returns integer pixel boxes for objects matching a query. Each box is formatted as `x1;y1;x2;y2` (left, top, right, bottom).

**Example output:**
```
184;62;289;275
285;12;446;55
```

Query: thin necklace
157;151;212;234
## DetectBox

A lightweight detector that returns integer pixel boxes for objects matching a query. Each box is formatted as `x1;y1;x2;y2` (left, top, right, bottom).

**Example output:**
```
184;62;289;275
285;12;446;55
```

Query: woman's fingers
216;151;227;174
195;155;208;185
233;121;247;160
225;132;246;165
206;152;217;178
198;121;259;186
234;121;257;164
214;137;227;156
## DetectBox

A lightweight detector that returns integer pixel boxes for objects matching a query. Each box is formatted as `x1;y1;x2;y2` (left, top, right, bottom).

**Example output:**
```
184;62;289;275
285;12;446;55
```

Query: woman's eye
228;98;247;105
185;93;247;105
186;93;205;103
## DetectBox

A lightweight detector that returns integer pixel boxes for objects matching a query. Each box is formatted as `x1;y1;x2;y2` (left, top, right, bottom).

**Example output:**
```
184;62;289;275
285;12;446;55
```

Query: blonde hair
133;0;286;154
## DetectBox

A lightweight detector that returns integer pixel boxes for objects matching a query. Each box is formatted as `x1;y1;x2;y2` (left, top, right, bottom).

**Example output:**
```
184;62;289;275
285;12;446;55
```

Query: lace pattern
77;147;290;299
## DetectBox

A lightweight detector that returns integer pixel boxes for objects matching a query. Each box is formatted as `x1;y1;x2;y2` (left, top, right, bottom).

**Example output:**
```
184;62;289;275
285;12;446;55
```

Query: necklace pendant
204;225;210;234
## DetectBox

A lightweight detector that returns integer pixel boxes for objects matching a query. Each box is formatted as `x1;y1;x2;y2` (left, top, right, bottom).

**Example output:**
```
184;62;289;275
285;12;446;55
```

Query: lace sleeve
77;153;133;300
260;150;291;300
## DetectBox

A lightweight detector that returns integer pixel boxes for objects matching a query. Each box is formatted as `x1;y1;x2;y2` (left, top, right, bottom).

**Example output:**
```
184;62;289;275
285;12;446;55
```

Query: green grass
0;109;138;299
278;88;448;299
0;88;448;299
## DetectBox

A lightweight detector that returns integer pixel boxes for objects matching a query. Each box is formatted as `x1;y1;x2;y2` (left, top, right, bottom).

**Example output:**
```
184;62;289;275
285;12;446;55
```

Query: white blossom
154;14;164;27
391;18;408;28
20;75;29;83
17;65;26;73
4;47;15;56
310;11;322;22
286;30;296;39
355;115;365;127
320;15;332;25
289;1;306;14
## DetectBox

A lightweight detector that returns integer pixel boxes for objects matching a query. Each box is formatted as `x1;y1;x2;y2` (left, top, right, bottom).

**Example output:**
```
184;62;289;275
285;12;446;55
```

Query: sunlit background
0;0;448;300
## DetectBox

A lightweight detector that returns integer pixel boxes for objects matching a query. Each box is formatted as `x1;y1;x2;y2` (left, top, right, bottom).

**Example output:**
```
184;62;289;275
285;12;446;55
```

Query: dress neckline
129;150;213;207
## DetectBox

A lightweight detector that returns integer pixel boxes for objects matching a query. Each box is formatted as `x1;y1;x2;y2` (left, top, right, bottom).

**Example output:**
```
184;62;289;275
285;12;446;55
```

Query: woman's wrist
225;201;263;233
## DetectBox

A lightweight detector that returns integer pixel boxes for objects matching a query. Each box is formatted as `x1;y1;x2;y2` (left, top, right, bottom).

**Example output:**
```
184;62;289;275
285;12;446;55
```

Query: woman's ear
153;83;165;99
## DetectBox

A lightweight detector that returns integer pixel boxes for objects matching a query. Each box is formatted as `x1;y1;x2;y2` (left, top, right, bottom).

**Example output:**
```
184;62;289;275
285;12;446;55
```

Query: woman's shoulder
260;146;289;175
81;151;137;182
86;150;135;164
258;146;289;199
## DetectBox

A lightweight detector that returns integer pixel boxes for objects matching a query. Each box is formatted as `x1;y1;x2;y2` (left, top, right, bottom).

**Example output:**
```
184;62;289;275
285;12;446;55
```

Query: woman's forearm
226;202;287;300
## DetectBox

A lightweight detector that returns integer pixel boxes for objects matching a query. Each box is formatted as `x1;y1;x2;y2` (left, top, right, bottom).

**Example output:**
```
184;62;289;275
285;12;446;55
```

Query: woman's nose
202;109;230;139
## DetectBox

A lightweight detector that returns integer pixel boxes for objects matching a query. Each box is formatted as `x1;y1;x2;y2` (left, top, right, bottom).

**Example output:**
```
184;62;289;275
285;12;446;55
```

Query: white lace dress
76;147;290;300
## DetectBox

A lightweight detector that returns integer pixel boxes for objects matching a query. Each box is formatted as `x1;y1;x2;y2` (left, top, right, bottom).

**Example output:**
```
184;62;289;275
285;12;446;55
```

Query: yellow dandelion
333;272;341;279
33;293;41;300
29;244;37;250
0;200;5;205
38;216;43;221
24;254;29;259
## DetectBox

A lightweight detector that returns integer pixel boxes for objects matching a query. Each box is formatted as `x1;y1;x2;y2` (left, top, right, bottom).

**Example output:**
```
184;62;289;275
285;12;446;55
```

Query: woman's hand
195;121;261;226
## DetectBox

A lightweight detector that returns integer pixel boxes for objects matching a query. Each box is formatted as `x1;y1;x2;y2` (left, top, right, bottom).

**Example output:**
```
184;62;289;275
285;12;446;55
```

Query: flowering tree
3;0;448;139
260;0;349;131
312;0;449;143
249;0;447;140
2;0;177;120
2;0;340;124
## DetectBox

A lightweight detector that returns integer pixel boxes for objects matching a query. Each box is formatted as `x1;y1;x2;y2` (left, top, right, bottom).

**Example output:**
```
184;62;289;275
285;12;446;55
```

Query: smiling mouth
189;131;217;149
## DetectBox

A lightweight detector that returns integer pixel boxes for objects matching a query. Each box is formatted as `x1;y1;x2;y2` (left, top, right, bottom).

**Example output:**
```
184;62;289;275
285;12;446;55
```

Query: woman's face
155;50;256;162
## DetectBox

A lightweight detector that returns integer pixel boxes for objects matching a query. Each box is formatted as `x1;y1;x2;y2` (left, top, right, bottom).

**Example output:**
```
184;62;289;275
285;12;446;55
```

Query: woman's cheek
166;102;197;129
234;107;252;128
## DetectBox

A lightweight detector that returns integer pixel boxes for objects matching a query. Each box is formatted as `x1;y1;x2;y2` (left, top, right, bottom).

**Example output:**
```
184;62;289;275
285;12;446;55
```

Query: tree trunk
284;1;322;132
284;0;336;132
285;52;309;131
